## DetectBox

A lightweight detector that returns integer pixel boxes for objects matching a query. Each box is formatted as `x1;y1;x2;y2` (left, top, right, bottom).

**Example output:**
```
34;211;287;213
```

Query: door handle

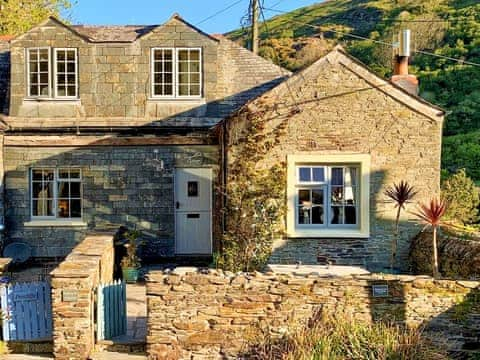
176;201;180;209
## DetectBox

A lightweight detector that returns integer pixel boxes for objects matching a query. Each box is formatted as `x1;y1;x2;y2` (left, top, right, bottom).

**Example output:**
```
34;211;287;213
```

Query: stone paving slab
89;352;147;360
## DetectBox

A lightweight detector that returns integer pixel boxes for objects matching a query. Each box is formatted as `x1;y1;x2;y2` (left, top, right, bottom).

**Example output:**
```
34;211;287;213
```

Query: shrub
243;312;447;360
442;169;480;225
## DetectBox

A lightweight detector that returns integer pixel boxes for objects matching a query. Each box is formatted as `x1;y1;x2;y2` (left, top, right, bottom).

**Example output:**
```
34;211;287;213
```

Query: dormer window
151;48;202;98
26;48;78;99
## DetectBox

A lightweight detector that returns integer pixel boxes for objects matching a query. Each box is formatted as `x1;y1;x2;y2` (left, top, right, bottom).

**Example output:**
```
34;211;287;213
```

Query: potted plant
121;229;142;283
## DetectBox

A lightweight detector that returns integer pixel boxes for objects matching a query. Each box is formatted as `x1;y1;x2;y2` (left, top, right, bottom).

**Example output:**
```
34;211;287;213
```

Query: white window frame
26;47;78;100
151;47;203;99
30;168;83;221
287;154;370;238
53;48;78;99
26;47;52;98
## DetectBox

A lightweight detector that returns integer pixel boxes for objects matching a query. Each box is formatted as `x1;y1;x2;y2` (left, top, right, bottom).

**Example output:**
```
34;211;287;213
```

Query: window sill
147;97;205;103
24;220;88;228
23;98;80;103
287;228;369;239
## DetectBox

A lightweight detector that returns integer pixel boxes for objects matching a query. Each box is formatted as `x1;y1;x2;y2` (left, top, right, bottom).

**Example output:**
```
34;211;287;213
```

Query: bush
243;312;447;360
442;169;480;225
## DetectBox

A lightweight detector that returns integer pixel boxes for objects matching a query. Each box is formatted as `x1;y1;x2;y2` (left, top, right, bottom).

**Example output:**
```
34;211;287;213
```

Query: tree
0;0;73;36
441;169;480;225
384;181;418;271
413;198;448;278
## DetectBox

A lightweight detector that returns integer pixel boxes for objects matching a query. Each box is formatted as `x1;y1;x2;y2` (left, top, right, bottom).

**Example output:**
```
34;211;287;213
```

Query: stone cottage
0;15;443;270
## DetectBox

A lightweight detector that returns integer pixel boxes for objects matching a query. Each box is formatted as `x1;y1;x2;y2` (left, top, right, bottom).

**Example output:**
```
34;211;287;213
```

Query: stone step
94;340;146;355
89;351;147;360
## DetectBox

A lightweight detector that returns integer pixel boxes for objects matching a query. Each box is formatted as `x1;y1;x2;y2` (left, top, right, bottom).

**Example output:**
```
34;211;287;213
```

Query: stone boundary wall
50;233;114;360
146;268;480;359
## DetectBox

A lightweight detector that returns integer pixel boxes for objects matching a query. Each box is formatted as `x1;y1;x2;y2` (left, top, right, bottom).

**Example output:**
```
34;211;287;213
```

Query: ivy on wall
218;101;294;272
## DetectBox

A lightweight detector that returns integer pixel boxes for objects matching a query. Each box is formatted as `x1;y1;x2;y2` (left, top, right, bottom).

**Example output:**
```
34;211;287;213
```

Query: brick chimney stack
391;30;419;96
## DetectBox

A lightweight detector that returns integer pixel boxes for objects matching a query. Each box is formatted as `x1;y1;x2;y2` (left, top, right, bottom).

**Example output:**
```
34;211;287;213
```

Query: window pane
164;62;172;72
345;206;357;224
312;206;324;224
331;186;344;205
57;62;65;73
178;84;189;96
312;167;325;182
57;199;70;218
39;49;49;61
32;182;44;198
67;74;75;85
331;206;343;224
190;61;200;73
71;200;82;218
298;189;310;205
67;62;75;73
190;50;200;61
40;84;49;96
56;50;65;61
67;86;76;96
32;170;43;181
178;50;188;61
70;169;81;179
154;50;163;61
57;87;66;96
298;206;310;224
40;73;49;84
331;168;344;185
190;84;200;96
70;182;81;198
59;169;69;179
43;170;54;181
164;84;173;96
29;50;38;61
178;61;189;73
30;62;38;72
33;200;53;217
164;73;173;83
66;50;75;61
178;73;189;84
312;188;324;205
39;61;48;72
30;86;39;96
58;182;69;198
299;167;311;182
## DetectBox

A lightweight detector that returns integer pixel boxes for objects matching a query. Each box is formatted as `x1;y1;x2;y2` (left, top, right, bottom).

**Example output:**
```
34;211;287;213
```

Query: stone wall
3;144;219;258
50;233;114;360
6;17;286;128
146;268;479;359
225;47;444;270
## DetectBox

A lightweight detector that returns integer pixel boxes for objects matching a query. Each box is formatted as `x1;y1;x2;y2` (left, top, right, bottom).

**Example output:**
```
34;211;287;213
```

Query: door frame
174;167;213;255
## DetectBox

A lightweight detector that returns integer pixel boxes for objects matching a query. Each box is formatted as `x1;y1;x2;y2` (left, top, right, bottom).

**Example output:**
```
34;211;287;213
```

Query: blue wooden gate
0;281;53;341
97;280;127;340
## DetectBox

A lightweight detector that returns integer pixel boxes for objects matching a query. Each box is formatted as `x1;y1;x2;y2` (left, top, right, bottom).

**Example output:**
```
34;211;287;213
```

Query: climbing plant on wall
218;102;291;272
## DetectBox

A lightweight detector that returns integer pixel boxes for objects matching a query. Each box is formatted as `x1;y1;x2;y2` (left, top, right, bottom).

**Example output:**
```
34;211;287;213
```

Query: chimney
391;30;419;96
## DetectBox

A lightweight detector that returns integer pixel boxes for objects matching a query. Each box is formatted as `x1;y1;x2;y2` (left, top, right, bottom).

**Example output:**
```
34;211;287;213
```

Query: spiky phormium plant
413;198;448;278
384;181;418;271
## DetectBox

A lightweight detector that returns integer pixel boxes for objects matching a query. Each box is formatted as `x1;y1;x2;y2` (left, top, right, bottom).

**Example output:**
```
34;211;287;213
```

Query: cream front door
175;168;212;255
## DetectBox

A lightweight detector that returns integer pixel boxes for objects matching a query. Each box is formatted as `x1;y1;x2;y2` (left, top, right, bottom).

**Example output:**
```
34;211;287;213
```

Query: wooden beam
4;135;216;147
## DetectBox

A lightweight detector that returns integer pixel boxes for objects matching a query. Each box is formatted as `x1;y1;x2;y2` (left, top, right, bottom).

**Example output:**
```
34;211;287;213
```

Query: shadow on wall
2;78;290;260
269;168;425;272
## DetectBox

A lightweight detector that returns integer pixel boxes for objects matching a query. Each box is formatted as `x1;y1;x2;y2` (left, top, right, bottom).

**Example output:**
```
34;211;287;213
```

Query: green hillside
227;0;480;183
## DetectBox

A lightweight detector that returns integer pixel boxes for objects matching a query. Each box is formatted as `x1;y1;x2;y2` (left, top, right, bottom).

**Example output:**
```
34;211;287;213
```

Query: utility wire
196;0;246;26
261;6;480;68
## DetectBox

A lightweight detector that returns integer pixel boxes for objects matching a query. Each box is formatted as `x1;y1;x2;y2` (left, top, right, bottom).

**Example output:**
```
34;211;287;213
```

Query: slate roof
71;25;158;42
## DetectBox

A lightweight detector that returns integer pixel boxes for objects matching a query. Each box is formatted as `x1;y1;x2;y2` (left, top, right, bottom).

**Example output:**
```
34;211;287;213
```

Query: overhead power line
260;6;480;68
196;0;246;26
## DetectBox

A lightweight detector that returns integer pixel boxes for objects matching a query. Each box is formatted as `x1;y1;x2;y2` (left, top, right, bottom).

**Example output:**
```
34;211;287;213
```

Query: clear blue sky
66;0;322;34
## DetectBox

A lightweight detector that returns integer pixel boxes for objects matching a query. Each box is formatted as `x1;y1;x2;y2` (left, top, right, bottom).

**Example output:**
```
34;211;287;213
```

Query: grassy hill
227;0;480;183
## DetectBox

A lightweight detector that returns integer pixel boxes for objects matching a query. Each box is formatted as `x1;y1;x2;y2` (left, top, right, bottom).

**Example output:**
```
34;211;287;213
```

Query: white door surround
174;167;213;255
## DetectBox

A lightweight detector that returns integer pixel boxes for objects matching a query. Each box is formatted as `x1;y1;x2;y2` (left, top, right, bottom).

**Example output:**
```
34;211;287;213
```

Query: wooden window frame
30;168;83;221
26;47;78;100
287;154;370;238
151;47;203;99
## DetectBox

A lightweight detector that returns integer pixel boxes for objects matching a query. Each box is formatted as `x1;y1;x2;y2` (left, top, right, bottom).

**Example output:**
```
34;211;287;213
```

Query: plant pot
122;267;140;283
